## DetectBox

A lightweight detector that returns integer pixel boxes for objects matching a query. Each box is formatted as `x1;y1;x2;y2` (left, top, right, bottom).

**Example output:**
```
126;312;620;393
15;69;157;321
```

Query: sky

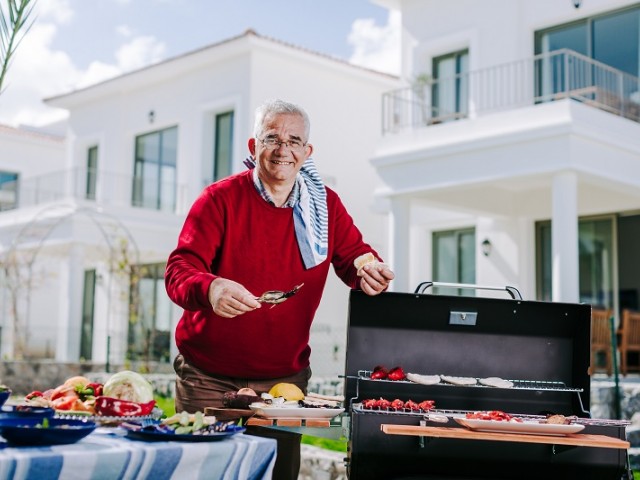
0;0;401;128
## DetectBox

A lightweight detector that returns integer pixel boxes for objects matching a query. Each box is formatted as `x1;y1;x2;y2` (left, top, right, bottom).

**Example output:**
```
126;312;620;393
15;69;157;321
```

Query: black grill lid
343;288;591;415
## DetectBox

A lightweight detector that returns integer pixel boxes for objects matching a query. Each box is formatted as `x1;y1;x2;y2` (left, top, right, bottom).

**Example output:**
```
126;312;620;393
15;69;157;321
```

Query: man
165;99;394;479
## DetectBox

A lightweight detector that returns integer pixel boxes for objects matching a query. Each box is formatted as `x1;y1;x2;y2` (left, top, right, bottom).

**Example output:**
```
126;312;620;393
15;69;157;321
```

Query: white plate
454;417;585;436
249;405;344;419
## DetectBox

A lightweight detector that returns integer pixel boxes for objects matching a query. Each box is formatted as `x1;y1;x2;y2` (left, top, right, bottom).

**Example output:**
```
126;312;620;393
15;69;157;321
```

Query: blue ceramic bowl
0;405;55;420
0;390;10;408
0;417;96;446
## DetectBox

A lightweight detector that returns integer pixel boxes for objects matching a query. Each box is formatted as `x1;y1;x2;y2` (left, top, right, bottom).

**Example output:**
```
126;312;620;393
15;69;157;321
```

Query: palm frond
0;0;37;95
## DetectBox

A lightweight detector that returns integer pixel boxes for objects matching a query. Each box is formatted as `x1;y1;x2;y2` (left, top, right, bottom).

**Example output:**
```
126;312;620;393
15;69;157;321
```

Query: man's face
250;113;312;185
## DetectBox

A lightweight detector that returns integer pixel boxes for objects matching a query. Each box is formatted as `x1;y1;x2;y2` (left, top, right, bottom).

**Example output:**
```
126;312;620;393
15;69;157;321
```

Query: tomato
52;396;79;410
50;385;77;401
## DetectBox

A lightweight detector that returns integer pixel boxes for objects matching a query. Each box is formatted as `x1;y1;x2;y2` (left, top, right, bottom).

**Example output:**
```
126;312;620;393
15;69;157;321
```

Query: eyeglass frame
258;135;308;152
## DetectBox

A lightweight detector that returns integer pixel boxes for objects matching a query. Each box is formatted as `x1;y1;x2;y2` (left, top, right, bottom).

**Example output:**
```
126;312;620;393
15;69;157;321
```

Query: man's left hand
359;264;395;296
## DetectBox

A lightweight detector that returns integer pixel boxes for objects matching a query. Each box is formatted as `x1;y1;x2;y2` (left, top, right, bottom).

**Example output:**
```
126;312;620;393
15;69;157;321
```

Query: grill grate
357;370;583;393
351;405;630;427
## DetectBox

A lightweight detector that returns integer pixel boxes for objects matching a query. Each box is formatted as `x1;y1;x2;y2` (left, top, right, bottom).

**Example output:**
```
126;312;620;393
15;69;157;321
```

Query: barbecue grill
342;282;632;479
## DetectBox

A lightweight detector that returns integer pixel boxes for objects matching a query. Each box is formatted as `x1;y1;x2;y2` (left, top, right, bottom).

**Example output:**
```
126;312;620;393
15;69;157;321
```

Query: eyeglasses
259;136;307;152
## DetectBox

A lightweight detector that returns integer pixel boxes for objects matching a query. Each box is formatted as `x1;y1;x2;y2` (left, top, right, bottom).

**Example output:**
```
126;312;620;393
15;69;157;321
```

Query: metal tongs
256;283;304;307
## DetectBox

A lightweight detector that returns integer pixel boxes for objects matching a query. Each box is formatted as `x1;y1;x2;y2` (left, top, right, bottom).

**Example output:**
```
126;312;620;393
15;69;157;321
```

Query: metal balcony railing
4;167;187;213
382;49;640;134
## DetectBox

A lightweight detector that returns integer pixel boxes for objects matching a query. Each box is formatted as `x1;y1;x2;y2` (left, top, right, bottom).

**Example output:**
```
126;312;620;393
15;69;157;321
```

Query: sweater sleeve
165;187;224;311
328;190;383;289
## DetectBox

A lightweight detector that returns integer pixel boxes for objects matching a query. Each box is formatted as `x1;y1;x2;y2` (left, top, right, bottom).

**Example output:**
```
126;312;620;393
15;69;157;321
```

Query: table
0;428;276;480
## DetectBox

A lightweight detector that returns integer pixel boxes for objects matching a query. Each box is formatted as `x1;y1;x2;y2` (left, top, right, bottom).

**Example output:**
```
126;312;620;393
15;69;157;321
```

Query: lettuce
102;370;154;403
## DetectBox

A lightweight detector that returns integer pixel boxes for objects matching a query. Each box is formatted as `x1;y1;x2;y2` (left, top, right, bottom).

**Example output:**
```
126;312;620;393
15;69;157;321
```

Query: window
132;127;177;211
432;228;476;296
86;146;98;200
432;50;469;122
535;6;640;99
80;269;96;360
536;217;614;307
536;6;640;75
0;171;19;211
214;111;234;181
128;263;172;363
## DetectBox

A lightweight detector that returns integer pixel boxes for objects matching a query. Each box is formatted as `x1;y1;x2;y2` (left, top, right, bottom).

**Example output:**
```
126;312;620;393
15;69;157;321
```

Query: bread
354;252;376;270
222;390;262;409
545;414;568;424
479;377;514;388
406;372;441;385
355;252;390;277
440;375;477;386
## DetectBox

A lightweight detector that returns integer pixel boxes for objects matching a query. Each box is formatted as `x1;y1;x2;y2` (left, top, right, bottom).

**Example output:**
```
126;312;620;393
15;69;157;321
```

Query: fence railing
6;167;187;214
382;49;640;134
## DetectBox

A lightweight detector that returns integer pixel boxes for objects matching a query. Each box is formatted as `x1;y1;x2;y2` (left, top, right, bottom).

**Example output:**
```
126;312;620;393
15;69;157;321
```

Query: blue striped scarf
244;156;328;269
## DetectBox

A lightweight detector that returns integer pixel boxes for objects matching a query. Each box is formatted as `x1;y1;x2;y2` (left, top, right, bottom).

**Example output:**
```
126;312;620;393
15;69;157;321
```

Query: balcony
383;49;640;134
5;167;187;214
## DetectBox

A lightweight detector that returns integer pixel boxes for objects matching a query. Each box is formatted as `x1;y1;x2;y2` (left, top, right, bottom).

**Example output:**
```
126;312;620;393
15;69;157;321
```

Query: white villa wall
401;0;635;77
0;125;64;177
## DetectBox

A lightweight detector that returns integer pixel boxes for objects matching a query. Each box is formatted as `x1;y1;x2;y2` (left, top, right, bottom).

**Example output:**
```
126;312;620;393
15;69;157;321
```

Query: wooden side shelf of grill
381;424;630;450
246;417;331;428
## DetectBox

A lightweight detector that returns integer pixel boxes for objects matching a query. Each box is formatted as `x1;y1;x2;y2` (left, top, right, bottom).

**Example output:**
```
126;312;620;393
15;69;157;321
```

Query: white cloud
348;10;401;76
0;6;166;127
115;36;166;72
0;21;80;126
36;0;74;24
116;24;133;38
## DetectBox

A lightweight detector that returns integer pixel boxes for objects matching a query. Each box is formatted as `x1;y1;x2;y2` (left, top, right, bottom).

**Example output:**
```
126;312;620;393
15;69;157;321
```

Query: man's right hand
208;278;261;318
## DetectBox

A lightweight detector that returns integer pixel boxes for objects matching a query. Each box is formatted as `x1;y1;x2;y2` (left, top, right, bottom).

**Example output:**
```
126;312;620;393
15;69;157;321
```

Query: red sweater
165;170;380;378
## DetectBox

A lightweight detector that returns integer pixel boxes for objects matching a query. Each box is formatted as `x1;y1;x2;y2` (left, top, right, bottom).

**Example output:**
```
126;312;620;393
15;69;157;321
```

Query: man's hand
359;263;395;296
208;278;261;318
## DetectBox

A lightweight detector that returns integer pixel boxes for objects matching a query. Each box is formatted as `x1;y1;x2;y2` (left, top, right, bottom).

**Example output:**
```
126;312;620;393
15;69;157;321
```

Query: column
389;196;411;293
551;172;579;303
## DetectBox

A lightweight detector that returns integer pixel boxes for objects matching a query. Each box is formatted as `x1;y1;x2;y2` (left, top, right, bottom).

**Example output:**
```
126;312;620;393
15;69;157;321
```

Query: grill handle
414;281;522;300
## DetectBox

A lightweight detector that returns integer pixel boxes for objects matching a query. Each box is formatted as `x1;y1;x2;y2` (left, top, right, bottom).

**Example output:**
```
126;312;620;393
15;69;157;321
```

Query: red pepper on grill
94;396;156;417
418;400;435;411
404;399;420;411
374;398;391;409
387;366;406;381
370;365;389;380
390;399;405;410
362;399;378;409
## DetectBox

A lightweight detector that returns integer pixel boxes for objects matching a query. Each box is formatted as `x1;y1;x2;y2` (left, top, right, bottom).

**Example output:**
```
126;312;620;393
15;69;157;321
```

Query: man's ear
248;137;256;155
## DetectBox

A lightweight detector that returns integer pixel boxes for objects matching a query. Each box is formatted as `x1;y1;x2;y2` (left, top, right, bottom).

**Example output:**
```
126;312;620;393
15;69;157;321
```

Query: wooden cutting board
381;424;630;449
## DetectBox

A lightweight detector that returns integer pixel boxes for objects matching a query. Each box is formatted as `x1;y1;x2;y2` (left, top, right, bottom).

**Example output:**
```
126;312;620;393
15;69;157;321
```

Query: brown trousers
173;354;312;480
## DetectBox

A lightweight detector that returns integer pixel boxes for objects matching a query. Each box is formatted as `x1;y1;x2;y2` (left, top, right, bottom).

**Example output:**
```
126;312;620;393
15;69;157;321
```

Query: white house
0;29;400;377
373;0;640;338
5;0;640;379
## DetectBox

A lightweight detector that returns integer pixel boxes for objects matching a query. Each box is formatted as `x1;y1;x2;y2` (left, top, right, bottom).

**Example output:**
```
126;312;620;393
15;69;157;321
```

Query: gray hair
253;99;310;141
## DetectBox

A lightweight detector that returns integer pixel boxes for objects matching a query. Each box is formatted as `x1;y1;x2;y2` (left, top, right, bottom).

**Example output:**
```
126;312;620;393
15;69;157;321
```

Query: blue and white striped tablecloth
0;430;276;480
